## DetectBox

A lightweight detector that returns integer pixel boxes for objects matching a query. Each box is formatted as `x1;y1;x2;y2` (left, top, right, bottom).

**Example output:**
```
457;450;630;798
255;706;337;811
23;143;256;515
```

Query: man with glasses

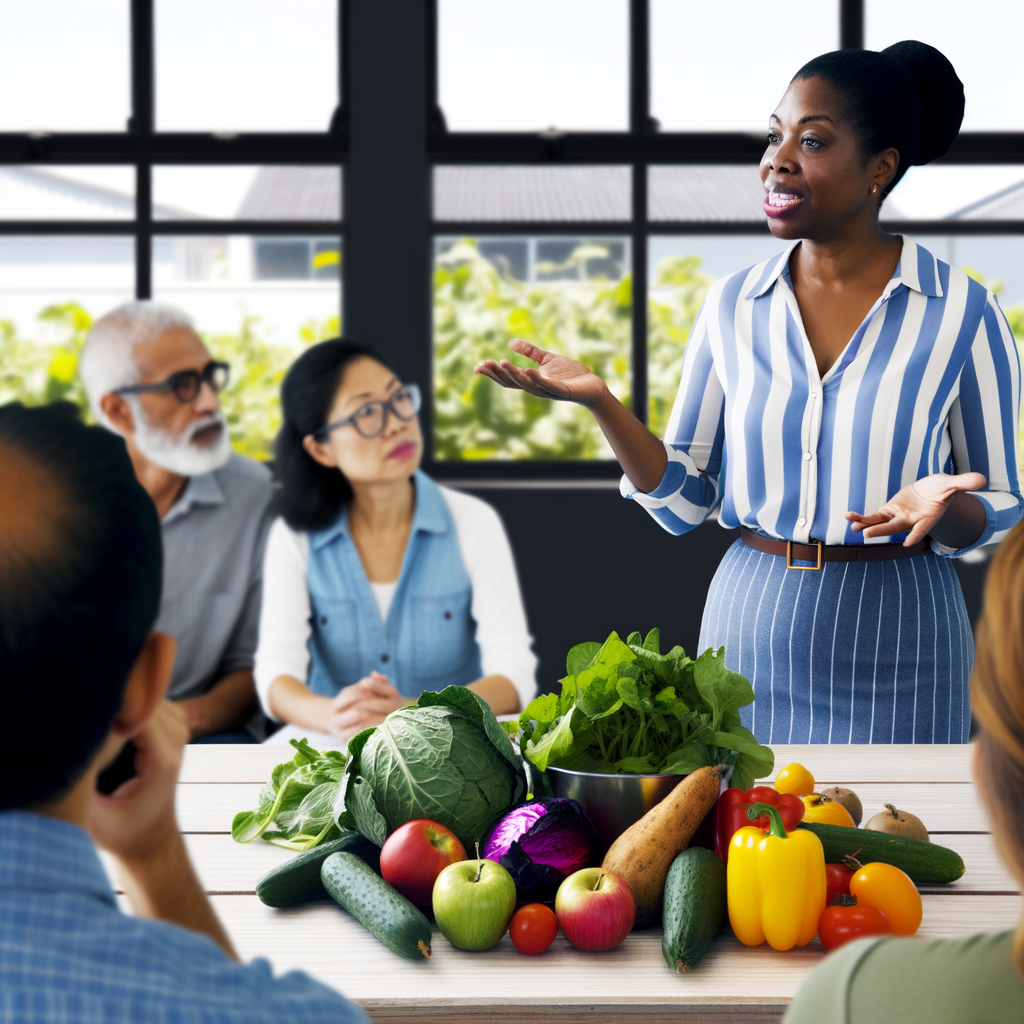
80;301;272;742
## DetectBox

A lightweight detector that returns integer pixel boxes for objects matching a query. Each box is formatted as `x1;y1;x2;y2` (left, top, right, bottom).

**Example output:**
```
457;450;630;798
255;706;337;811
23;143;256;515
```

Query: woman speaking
477;42;1022;745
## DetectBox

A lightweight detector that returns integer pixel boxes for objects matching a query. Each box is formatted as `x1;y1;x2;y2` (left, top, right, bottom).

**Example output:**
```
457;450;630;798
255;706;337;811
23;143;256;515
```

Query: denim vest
305;471;482;699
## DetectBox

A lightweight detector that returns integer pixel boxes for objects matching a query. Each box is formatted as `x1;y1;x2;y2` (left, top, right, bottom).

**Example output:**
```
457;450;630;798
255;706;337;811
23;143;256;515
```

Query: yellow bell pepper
727;802;826;951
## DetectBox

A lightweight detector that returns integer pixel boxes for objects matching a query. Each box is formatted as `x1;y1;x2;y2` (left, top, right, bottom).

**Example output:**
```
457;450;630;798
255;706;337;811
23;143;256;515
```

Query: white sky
0;1;1021;216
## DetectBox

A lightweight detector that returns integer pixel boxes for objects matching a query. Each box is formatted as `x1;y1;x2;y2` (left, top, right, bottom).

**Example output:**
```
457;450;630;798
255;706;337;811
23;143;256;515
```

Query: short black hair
0;402;162;810
273;338;395;532
794;40;964;195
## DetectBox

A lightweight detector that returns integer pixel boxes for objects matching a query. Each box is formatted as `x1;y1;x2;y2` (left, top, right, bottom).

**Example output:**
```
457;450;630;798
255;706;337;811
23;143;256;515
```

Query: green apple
432;858;516;951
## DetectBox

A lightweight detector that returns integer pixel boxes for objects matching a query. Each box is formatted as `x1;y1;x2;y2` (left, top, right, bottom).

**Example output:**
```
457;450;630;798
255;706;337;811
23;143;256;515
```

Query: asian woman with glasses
253;339;537;742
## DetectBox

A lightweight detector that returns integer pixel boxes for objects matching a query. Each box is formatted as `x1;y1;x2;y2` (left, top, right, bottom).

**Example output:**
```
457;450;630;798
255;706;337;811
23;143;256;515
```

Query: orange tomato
850;862;922;936
775;763;815;796
800;794;855;827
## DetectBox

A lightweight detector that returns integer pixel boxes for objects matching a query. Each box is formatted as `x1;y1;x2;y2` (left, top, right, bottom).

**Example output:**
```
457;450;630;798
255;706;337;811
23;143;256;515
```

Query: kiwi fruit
821;787;862;827
864;803;929;842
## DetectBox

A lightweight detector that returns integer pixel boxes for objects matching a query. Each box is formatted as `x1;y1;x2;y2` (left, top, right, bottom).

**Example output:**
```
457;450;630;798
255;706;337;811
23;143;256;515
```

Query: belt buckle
787;539;823;571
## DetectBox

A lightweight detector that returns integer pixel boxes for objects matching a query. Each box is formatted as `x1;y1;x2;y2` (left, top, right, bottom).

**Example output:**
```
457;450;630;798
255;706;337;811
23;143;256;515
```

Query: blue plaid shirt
0;812;367;1024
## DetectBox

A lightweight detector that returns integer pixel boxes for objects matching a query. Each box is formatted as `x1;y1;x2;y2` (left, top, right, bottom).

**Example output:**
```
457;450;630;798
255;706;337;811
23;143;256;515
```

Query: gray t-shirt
153;452;273;701
783;930;1024;1024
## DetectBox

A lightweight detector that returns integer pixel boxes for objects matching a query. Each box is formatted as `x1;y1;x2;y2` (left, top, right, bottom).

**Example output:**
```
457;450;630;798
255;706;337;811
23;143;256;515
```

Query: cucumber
321;852;433;961
797;822;965;884
256;832;381;908
662;847;726;973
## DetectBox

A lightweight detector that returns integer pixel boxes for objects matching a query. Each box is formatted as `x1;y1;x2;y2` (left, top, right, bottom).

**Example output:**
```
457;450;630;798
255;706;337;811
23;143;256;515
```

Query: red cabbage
483;798;598;899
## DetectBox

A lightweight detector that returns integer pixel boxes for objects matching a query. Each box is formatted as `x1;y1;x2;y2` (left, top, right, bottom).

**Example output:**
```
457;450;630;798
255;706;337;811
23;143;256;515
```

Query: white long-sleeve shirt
254;485;537;718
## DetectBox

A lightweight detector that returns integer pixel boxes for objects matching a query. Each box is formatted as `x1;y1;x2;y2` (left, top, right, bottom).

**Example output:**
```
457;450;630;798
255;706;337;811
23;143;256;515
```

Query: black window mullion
136;164;152;299
129;0;154;299
840;0;864;49
129;0;155;135
632;162;648;428
630;0;651;428
630;0;651;135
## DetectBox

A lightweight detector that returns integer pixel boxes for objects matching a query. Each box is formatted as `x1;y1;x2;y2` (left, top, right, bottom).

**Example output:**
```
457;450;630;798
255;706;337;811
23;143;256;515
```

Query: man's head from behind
80;301;231;477
0;402;164;810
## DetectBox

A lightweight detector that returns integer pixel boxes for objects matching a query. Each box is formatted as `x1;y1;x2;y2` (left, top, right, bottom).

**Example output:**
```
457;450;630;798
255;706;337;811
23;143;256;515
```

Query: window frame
0;0;347;299
425;0;1024;481
1;1;1021;484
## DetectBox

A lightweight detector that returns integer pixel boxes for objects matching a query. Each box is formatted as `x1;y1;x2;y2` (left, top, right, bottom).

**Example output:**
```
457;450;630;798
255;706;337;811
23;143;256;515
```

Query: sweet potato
601;764;723;927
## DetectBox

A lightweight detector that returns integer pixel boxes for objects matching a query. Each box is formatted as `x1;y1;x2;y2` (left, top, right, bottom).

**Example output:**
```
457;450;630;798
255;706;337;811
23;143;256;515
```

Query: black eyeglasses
113;361;230;403
314;383;422;440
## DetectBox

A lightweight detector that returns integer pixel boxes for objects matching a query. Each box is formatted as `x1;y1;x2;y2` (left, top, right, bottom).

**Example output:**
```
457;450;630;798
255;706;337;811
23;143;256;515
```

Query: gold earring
871;185;879;194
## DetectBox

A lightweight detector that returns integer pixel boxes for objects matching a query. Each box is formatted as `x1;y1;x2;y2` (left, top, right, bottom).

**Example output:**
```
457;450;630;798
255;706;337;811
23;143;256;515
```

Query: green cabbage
338;686;528;849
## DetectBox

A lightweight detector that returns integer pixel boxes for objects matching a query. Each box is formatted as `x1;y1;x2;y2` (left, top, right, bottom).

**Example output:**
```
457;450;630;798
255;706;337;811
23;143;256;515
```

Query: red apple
380;819;466;905
554;867;636;951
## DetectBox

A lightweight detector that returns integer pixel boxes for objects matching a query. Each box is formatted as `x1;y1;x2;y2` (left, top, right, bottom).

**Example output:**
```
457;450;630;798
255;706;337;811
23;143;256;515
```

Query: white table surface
107;744;1022;1024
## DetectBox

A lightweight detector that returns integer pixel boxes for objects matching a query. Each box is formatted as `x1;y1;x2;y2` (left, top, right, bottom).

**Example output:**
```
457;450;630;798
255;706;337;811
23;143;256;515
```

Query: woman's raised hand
846;471;987;547
475;339;610;410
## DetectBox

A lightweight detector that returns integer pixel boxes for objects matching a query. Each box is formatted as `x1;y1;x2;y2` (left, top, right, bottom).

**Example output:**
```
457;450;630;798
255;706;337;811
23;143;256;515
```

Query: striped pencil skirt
698;539;974;745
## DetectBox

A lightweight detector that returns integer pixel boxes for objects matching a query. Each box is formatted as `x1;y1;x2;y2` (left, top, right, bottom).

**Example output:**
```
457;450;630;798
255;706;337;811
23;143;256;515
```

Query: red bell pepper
715;785;804;862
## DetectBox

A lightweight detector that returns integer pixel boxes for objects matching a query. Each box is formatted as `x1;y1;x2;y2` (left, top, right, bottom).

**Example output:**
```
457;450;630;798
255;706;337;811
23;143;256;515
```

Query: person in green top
784;518;1024;1023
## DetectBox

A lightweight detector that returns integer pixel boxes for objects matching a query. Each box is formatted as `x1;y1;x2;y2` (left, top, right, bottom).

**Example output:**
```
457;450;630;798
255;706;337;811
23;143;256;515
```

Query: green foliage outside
2;255;1023;469
0;305;339;461
433;239;632;460
647;254;716;439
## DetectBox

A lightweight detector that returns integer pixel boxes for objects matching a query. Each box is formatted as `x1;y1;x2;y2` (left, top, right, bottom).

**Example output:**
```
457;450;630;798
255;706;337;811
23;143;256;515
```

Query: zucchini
256;832;381;908
662;847;726;973
321;852;433;961
797;822;964;884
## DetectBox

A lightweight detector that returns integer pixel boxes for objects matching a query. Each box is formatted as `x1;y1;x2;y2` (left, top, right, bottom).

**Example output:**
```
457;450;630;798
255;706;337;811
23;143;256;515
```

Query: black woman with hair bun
477;41;1022;746
253;339;536;743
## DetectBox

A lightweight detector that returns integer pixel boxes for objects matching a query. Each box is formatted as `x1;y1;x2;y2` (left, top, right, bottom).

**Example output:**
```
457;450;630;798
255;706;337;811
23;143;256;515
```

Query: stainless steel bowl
547;766;683;850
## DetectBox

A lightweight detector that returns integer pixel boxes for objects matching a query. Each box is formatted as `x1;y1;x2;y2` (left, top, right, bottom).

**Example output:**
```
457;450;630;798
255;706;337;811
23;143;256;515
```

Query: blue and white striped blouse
624;236;1022;556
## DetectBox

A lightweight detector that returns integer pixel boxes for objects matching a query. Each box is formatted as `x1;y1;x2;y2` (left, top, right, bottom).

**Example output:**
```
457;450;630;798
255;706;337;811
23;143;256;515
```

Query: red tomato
509;903;558;955
825;863;854;907
818;902;891;951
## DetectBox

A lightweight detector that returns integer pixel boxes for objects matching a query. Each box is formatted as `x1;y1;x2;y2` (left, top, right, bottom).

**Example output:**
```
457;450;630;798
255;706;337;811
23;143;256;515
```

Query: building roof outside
235;166;341;221
434;165;632;221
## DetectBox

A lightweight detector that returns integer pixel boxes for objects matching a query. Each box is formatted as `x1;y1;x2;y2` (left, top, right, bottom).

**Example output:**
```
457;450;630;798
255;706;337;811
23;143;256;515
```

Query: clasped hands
324;672;412;740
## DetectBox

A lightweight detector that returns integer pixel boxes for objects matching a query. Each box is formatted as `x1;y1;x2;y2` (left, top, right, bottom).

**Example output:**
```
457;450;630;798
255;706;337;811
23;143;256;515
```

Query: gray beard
127;399;232;477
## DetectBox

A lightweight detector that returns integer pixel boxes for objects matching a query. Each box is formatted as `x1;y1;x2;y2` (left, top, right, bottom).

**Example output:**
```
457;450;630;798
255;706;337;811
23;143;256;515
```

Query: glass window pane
438;0;629;131
434;235;631;460
155;0;339;131
434;166;631;221
647;235;785;437
882;165;1024;221
153;166;342;221
651;0;839;131
866;1;1024;131
152;235;342;459
649;166;765;222
0;236;134;412
0;0;130;131
0;167;135;220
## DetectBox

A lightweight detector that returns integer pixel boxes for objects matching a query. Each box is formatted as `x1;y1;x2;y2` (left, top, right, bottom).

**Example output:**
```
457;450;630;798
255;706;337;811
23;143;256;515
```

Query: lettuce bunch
518;629;773;791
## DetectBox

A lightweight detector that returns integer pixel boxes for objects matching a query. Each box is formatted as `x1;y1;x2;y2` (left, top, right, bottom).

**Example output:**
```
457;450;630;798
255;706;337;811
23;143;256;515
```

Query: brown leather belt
740;527;929;570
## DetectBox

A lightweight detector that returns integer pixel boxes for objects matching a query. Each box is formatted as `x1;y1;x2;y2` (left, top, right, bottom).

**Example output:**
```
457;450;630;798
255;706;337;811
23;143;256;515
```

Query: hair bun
882;40;964;164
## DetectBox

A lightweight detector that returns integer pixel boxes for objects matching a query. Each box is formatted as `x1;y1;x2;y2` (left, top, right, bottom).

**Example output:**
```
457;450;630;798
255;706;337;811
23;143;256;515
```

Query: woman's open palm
475;339;608;409
846;471;987;546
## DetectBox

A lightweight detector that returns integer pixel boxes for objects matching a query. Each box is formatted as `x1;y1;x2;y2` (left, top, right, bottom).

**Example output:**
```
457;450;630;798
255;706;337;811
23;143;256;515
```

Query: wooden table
106;744;1022;1024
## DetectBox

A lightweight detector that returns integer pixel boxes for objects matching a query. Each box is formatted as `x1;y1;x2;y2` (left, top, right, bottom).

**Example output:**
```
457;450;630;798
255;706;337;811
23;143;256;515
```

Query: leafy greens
231;738;348;851
518;629;774;791
339;685;528;849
